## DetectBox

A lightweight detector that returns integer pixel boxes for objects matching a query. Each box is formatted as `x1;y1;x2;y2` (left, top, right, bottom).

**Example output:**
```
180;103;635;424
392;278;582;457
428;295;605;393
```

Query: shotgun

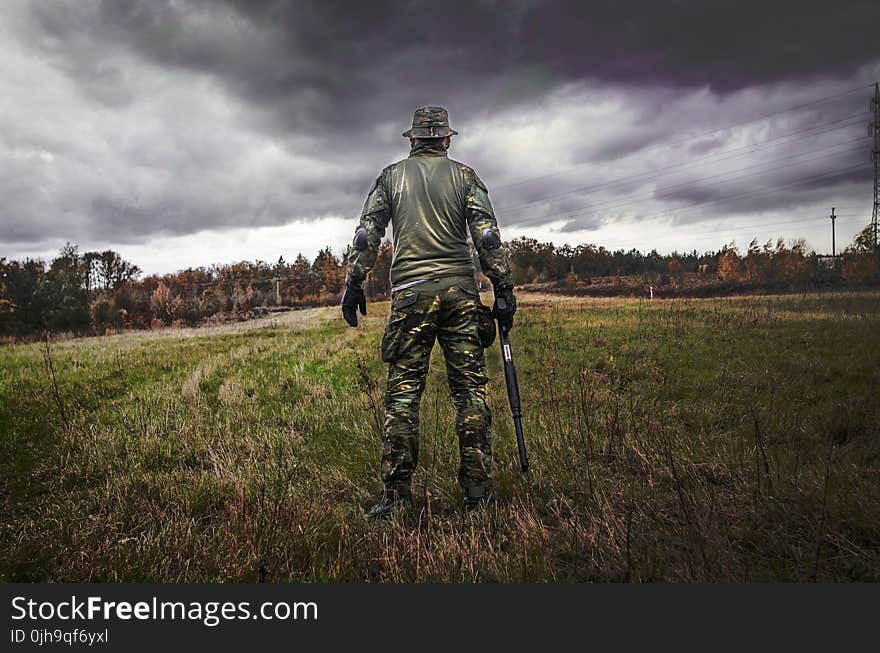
495;298;529;472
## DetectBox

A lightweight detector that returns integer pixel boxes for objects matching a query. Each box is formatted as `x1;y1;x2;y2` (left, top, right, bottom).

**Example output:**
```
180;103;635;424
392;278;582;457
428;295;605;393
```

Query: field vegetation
2;291;879;581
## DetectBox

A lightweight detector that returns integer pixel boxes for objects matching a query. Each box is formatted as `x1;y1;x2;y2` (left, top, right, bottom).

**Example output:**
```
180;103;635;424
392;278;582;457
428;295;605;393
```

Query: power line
645;214;863;246
496;112;867;213
546;146;861;219
503;139;864;218
544;164;866;229
493;83;874;191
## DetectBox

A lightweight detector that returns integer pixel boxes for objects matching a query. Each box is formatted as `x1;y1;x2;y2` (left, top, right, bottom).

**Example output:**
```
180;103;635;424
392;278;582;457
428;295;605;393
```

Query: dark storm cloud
1;0;879;266
25;0;880;137
214;0;880;100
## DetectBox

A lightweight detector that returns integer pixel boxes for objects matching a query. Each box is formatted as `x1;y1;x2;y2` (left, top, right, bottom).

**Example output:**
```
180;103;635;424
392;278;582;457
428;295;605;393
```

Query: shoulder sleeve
361;167;391;218
464;168;495;218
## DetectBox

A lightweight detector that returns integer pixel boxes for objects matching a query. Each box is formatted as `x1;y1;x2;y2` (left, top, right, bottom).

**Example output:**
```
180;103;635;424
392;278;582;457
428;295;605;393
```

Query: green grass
1;292;879;582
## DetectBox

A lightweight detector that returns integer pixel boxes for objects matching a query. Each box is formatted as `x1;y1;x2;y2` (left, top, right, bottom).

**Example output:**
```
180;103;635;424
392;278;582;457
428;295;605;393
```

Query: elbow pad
481;228;501;251
353;227;369;251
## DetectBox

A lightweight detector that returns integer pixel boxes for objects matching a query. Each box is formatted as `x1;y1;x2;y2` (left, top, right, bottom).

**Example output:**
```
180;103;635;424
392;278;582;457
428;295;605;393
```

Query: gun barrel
498;324;529;472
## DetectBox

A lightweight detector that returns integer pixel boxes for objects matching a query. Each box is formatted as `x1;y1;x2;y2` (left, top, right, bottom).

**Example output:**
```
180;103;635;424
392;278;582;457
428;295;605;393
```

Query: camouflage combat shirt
345;141;513;290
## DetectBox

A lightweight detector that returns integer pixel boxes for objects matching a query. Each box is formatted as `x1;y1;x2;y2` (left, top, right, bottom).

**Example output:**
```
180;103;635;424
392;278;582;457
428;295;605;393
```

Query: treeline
2;227;877;338
506;237;718;282
0;242;395;337
506;229;879;285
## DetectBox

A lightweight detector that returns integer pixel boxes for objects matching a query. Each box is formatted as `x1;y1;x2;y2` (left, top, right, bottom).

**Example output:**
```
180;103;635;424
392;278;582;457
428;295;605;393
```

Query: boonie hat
402;106;458;138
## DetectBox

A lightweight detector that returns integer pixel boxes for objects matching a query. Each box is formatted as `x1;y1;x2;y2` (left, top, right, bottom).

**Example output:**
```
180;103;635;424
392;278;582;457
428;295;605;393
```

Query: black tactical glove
341;284;367;327
492;286;516;330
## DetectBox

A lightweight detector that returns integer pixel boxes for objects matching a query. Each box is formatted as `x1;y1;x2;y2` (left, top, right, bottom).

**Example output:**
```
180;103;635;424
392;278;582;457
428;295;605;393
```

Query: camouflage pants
380;276;492;497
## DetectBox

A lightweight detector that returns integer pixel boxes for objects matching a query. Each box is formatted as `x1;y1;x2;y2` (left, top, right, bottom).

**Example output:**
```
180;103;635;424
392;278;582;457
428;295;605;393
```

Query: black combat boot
366;487;411;520
463;484;495;511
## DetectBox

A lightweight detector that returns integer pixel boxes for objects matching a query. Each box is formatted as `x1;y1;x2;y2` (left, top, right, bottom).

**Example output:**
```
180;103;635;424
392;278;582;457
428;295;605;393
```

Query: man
341;106;516;518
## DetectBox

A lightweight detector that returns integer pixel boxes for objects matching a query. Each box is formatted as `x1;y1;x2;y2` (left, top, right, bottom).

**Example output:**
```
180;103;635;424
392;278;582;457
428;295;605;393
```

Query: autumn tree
312;247;343;297
285;253;314;302
717;244;743;282
841;224;879;279
774;239;810;281
844;224;878;256
150;281;180;324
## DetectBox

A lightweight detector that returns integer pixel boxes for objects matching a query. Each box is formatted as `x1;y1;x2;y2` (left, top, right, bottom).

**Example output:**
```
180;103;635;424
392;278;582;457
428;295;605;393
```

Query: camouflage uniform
346;107;513;501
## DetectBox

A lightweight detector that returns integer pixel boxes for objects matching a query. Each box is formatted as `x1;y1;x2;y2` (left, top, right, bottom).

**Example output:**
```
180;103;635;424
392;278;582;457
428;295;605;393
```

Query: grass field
2;291;879;582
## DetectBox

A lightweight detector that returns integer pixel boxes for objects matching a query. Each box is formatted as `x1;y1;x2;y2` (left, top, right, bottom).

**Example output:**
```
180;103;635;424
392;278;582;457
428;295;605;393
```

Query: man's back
383;147;476;285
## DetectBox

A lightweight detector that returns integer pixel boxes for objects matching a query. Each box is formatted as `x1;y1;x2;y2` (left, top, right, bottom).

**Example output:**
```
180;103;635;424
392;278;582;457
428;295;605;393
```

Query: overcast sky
1;0;879;274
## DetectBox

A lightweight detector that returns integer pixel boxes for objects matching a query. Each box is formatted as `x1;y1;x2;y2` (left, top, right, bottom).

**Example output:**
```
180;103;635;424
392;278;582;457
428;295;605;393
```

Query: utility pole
830;207;837;265
273;276;281;304
870;82;880;251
